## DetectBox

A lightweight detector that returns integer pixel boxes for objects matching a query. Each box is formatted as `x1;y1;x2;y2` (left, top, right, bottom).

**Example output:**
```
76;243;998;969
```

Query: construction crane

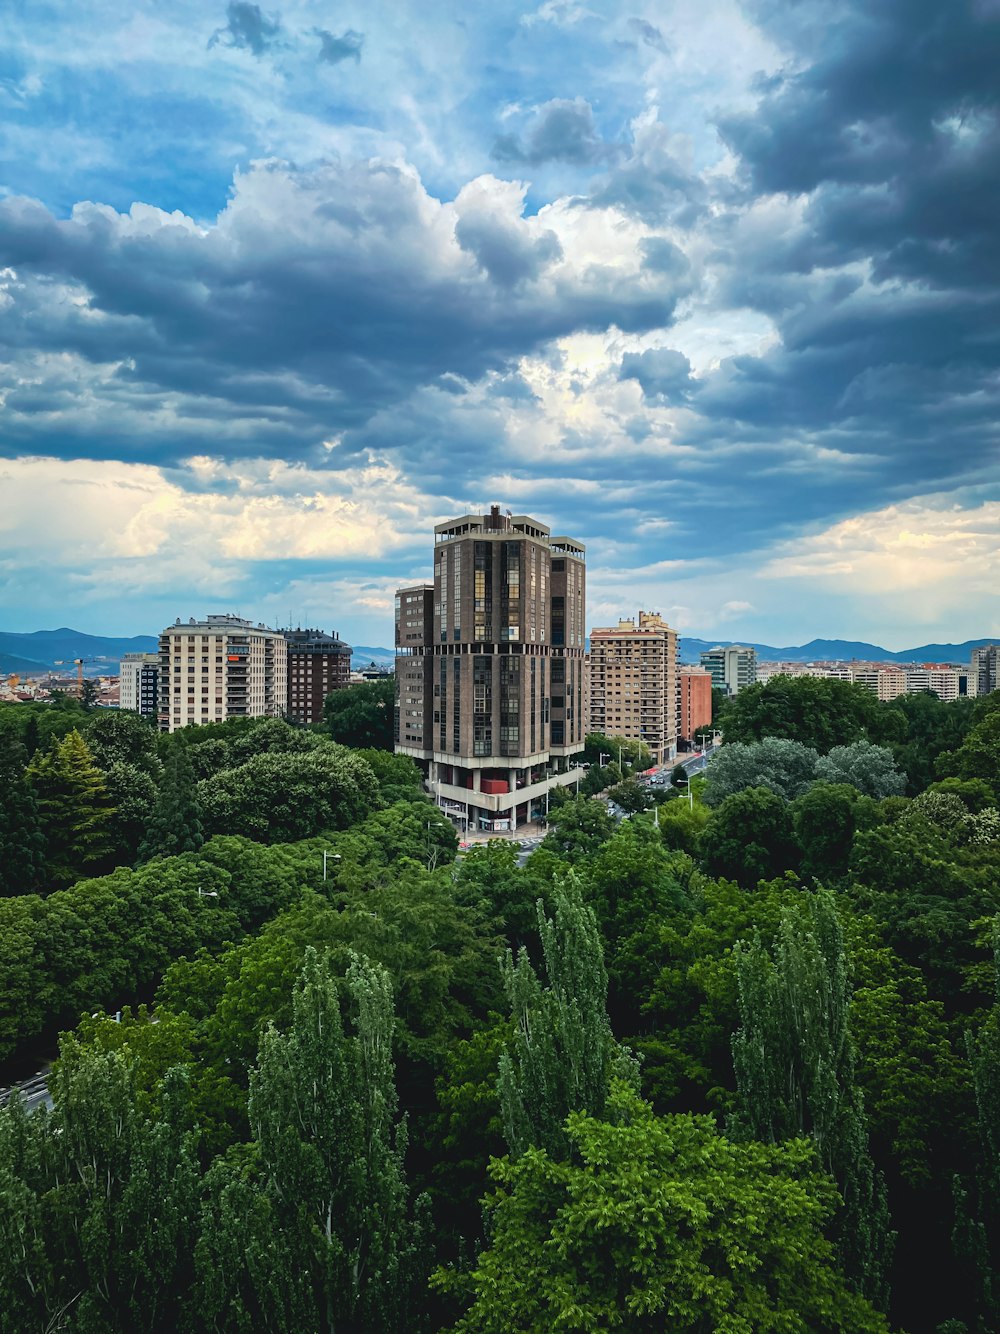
53;658;99;696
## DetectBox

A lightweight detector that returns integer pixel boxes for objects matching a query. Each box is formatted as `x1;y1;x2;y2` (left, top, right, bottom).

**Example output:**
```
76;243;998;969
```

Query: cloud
208;2;283;56
0;159;693;469
626;17;669;53
619;347;694;402
315;28;364;65
492;98;617;166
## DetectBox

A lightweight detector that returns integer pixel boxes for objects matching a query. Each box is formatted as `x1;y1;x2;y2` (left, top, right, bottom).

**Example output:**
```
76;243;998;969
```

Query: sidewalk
458;818;547;848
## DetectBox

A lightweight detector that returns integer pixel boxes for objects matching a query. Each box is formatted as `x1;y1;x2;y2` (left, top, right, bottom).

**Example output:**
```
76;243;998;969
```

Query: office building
972;645;1000;697
158;614;287;733
394;506;586;833
680;666;713;746
588;611;679;765
700;644;758;696
283;628;352;724
118;652;160;719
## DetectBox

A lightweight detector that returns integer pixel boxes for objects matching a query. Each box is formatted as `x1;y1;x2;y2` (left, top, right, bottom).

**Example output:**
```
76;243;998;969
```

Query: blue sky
1;0;998;649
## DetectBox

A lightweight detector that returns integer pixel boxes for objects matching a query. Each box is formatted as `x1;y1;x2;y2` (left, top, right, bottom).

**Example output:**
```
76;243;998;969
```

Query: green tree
324;676;395;749
0;735;45;895
703;737;820;806
940;699;1000;801
791;782;877;883
606;777;649;815
443;1083;890;1334
720;675;896;751
541;795;615;862
27;728;114;885
815;740;906;799
731;891;894;1305
85;707;163;779
199;746;380;843
699;786;799;886
139;742;205;862
226;947;421;1332
497;877;636;1159
80;677;99;711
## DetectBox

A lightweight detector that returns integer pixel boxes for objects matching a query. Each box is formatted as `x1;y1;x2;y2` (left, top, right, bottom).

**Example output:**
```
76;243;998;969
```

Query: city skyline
1;2;998;649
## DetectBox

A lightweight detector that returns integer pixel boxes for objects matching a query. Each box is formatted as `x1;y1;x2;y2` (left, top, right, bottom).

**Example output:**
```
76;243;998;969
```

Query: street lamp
197;885;219;899
674;774;694;809
322;851;342;881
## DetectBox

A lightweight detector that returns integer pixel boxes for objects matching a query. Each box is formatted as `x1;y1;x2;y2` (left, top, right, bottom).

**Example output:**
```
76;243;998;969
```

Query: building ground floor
403;751;585;834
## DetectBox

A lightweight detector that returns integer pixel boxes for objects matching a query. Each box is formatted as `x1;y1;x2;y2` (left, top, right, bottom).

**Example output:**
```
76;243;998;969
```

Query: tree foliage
26;728;114;886
445;1084;891;1334
731;891;893;1305
324;676;395;749
720;675;896;752
703;737;820;805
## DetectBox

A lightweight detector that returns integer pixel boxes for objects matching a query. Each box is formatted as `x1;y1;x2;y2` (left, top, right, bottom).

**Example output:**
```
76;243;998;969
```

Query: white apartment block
759;661;976;703
119;652;160;716
158;614;287;733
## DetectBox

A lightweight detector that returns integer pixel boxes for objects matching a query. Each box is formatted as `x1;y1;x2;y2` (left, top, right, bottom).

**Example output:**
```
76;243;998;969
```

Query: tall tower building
158;614;287;733
588;611;679;765
972;644;1000;697
394;507;586;834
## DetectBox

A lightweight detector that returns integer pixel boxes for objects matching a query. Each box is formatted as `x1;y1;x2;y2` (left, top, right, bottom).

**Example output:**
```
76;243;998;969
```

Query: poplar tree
497;876;637;1160
138;743;204;863
731;889;894;1307
26;728;114;885
232;947;419;1333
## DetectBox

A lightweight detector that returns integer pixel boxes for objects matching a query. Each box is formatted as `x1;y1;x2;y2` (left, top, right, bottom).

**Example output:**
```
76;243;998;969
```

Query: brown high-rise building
394;507;586;833
283;628;352;724
588;611;679;765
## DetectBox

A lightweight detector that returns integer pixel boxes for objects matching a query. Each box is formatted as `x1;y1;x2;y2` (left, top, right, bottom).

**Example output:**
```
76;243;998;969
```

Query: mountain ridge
0;628;995;672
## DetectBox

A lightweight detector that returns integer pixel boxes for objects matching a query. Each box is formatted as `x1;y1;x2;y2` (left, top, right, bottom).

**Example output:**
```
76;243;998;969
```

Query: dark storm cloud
672;0;1000;526
315;28;364;64
492;98;617;166
588;120;707;225
0;159;690;466
619;348;693;402
209;2;283;56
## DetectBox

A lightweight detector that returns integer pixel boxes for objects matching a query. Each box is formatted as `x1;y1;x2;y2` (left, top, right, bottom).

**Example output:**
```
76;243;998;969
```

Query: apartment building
700;644;758;696
158;614;287;733
759;660;977;702
118;652;160;719
283;627;351;724
394;506;586;833
680;666;713;746
589;611;679;765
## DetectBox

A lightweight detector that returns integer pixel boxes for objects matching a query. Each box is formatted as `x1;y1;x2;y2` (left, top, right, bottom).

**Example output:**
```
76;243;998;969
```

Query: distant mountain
2;628;994;674
350;645;397;668
0;652;50;676
678;636;997;664
0;628;158;671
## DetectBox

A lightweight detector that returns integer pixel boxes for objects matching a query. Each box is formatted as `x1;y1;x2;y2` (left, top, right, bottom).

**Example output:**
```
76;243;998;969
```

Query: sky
0;0;998;650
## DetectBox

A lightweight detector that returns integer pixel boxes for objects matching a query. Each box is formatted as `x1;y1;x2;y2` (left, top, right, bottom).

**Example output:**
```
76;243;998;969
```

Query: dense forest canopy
1;677;999;1331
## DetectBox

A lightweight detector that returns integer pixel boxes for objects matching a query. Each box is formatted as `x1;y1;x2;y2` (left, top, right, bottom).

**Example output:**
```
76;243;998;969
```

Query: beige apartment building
158;614;287;732
588;610;679;766
394;507;586;833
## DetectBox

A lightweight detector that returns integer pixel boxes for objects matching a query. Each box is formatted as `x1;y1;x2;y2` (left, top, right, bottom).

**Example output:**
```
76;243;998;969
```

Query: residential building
283;628;352;725
700;644;758;695
972;644;1000;697
680;666;713;747
118;652;160;719
588;611;679;765
394;506;586;833
758;659;977;702
158;614;287;733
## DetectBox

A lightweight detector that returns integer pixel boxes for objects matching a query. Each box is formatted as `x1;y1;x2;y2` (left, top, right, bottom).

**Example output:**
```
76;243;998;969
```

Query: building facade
158;614;287;733
679;666;713;746
588;611;679;765
118;652;160;719
394;507;586;833
700;644;758;696
972;645;1000;697
283;628;351;724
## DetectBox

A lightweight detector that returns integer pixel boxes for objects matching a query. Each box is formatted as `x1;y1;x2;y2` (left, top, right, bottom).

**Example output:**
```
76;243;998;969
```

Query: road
0;1066;53;1114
